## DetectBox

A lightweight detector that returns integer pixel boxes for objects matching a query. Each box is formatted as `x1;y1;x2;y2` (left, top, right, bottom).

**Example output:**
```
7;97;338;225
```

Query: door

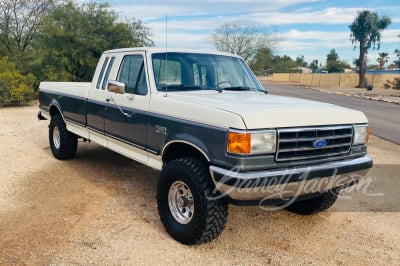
104;53;150;151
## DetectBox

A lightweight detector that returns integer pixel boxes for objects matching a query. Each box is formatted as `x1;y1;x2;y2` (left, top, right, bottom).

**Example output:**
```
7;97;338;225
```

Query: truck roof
102;47;242;58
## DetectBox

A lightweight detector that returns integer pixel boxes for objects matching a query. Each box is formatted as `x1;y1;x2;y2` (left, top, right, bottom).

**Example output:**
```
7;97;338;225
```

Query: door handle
105;96;131;118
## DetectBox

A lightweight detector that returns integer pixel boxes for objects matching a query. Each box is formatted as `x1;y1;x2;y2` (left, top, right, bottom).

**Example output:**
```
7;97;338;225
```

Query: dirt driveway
1;105;399;265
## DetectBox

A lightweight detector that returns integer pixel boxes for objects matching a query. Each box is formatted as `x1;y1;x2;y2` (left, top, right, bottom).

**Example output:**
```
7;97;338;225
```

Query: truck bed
39;82;91;128
39;82;92;99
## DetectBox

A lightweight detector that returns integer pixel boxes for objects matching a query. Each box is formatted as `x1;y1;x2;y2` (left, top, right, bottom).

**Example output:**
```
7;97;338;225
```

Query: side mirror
107;80;126;94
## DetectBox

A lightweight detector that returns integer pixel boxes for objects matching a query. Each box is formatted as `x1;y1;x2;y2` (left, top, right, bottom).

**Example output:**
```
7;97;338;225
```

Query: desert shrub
0;57;36;106
383;78;400;90
393;78;400;90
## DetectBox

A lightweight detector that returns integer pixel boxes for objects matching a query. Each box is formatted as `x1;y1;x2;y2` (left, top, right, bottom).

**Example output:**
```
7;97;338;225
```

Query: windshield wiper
161;84;224;92
161;84;203;91
217;86;267;93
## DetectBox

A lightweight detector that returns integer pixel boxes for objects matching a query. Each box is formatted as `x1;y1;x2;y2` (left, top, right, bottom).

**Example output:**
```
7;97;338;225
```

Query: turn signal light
228;132;250;154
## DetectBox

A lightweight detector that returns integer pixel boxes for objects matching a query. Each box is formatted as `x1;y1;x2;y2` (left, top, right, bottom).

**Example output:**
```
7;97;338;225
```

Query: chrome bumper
209;156;373;202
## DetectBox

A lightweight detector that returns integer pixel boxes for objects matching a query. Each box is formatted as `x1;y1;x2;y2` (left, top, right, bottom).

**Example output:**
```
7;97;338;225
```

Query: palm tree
376;52;389;70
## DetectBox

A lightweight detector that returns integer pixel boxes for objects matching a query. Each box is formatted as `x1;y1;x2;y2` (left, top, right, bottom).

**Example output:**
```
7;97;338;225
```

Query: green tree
325;60;351;73
211;21;277;62
271;55;298;73
349;10;391;88
249;47;274;73
353;58;360;68
310;59;319;70
327;49;339;62
32;1;153;81
376;52;389;70
295;55;308;67
324;49;350;72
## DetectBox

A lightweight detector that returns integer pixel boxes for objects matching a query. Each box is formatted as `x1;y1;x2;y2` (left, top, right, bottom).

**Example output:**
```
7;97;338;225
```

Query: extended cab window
117;55;148;95
101;57;115;90
96;57;109;89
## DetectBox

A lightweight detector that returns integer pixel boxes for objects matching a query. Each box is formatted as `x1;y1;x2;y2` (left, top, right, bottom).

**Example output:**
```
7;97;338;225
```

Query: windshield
151;52;265;92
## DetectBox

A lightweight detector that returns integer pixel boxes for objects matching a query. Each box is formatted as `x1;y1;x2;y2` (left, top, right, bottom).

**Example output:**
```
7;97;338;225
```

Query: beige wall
271;73;400;88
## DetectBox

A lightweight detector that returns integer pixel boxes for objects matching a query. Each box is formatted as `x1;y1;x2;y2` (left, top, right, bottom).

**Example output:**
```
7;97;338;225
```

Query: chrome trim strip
162;140;211;162
105;132;146;150
278;142;352;153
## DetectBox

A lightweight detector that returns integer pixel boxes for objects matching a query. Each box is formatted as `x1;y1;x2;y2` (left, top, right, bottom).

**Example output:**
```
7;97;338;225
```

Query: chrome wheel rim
168;180;194;224
53;126;61;149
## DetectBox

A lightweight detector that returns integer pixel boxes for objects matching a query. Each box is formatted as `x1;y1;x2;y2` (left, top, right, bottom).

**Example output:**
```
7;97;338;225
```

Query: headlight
353;125;370;145
227;130;276;155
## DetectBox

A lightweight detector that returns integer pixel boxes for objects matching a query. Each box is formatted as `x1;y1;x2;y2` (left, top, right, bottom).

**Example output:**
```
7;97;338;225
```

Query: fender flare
48;99;65;121
162;134;211;163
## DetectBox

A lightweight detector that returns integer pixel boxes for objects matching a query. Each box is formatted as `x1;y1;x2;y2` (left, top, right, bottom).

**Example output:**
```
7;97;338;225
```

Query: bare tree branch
0;0;55;54
211;21;278;62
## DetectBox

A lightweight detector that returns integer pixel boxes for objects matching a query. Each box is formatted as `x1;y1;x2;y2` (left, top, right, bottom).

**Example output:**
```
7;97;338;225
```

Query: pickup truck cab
38;47;373;245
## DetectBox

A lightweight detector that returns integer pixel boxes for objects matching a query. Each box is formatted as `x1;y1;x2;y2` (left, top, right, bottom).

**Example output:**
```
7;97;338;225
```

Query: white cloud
249;7;359;25
75;0;400;64
108;0;321;18
381;29;400;43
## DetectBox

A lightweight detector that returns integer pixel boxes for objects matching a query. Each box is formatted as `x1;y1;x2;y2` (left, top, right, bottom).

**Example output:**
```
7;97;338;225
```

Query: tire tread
49;114;77;160
157;157;228;245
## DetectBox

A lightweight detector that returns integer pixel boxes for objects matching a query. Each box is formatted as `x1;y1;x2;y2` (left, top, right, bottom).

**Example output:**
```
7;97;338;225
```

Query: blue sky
87;0;399;68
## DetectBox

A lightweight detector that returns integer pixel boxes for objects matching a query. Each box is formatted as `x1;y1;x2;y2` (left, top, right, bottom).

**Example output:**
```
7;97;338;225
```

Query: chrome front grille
276;125;353;161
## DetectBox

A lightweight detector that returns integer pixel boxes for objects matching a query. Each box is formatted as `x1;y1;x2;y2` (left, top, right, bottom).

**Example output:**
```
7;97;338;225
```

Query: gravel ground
0;105;399;265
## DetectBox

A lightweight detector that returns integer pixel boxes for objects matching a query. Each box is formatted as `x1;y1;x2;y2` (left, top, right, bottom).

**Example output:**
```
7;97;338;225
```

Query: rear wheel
157;158;228;245
49;114;77;160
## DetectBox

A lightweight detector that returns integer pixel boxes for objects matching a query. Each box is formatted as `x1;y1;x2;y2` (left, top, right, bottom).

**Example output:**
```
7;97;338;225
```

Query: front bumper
209;156;373;204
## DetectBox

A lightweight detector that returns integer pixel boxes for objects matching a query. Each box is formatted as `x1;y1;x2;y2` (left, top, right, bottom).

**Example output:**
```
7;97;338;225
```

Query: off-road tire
49;114;77;160
157;157;228;245
285;191;338;215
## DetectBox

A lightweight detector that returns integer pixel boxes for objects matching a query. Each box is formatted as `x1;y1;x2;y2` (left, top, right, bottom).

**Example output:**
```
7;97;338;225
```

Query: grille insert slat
276;126;353;161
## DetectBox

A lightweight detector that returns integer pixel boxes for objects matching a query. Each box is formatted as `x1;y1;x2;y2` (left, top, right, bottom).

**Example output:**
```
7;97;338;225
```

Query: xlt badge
155;125;167;135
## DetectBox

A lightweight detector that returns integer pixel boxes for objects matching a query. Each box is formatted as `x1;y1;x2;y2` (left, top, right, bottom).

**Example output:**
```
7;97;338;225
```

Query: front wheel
49;114;77;160
157;158;228;245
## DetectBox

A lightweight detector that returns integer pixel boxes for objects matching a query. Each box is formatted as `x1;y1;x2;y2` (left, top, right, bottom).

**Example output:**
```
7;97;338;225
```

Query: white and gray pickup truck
38;47;373;245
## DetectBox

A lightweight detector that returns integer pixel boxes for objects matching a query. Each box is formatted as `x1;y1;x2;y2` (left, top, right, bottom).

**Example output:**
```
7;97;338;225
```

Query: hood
163;91;368;129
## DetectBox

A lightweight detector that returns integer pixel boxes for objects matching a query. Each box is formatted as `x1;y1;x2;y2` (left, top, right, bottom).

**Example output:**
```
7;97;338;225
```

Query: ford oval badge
313;139;327;148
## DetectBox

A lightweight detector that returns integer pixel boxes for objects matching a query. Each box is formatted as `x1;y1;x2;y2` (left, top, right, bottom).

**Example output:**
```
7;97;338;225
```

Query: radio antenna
164;12;168;97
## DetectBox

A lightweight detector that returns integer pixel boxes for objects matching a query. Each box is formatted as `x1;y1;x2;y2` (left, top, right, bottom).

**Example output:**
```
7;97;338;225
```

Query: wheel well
49;105;62;118
163;142;209;165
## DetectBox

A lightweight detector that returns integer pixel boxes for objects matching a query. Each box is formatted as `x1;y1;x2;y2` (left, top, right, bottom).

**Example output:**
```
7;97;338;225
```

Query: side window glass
96;57;109;89
101;57;115;90
117;55;148;95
